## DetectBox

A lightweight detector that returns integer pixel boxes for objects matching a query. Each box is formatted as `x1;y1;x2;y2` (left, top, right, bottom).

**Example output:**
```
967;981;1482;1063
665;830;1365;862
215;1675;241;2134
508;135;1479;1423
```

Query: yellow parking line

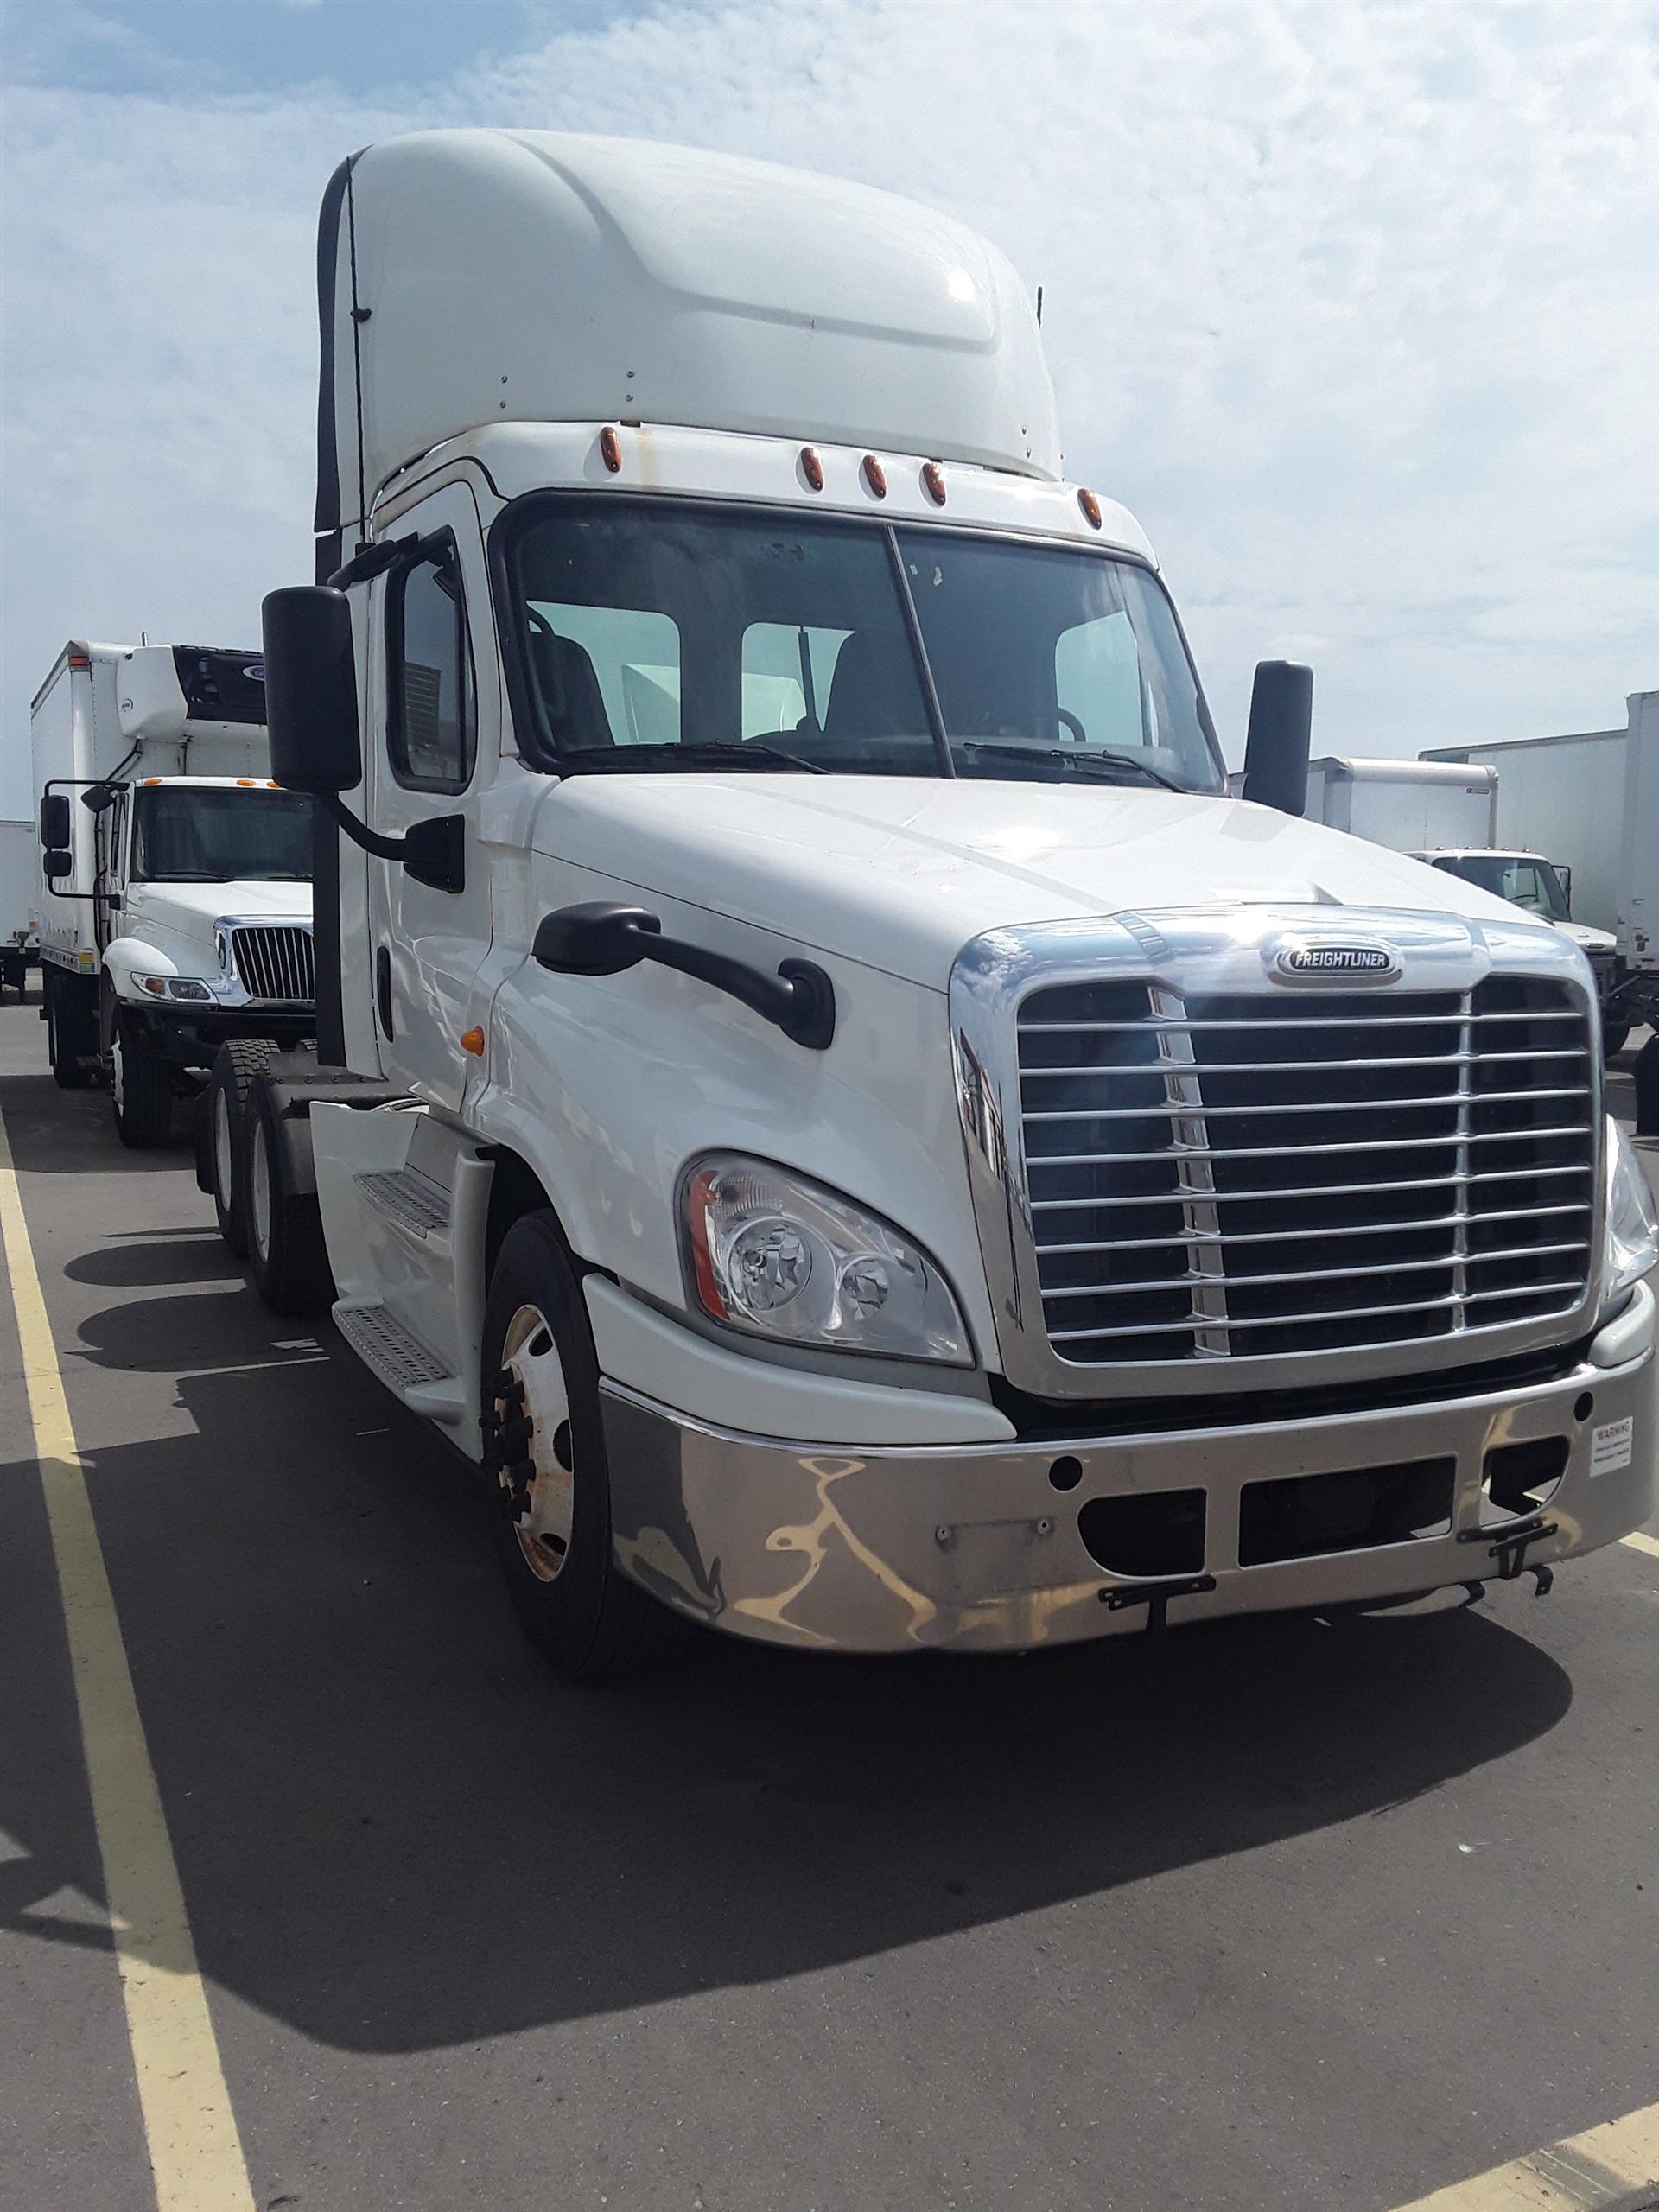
0;1109;256;2212
1623;1529;1659;1559
1393;2101;1659;2209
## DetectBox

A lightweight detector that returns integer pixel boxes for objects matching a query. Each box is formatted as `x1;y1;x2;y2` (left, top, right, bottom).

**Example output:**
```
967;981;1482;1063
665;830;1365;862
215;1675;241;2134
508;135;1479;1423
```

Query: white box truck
0;819;41;997
229;130;1650;1681
1299;755;1500;850
1425;694;1659;1050
31;641;316;1148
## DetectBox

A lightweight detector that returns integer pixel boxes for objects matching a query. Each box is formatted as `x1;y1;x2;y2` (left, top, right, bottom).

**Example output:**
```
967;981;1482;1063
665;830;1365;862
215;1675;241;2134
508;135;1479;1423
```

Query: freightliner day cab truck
31;641;315;1155
245;130;1656;1681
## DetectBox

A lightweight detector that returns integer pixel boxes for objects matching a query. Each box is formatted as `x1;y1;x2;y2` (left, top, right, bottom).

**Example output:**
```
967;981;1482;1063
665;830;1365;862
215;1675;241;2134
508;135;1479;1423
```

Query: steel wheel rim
249;1116;272;1262
496;1302;575;1582
213;1084;235;1205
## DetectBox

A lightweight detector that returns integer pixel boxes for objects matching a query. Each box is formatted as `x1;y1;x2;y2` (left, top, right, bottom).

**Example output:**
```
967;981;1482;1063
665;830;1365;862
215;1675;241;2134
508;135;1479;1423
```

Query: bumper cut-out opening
1480;1435;1569;1524
1078;1488;1206;1580
1238;1457;1455;1567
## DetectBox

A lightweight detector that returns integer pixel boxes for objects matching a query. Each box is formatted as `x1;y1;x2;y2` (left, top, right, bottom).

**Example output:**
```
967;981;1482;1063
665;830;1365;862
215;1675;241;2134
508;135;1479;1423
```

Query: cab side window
388;540;476;791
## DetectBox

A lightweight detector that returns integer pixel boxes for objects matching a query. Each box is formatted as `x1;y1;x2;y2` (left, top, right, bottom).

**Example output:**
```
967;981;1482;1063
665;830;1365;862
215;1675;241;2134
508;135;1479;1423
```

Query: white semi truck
237;130;1652;1681
1425;695;1659;1053
30;641;316;1147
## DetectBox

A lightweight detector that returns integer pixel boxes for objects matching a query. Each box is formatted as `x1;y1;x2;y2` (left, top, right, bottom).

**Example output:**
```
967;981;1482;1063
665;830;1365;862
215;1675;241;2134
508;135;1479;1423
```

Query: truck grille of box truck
230;925;315;1006
1017;977;1596;1362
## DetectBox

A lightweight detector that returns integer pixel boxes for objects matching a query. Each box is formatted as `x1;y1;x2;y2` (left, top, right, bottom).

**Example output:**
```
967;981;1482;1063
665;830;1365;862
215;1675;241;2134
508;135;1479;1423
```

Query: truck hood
530;776;1544;988
125;880;313;931
1555;918;1617;955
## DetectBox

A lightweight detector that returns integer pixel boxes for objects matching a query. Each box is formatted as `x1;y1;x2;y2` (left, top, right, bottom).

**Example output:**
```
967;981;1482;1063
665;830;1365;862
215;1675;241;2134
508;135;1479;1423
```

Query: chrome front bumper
602;1301;1656;1654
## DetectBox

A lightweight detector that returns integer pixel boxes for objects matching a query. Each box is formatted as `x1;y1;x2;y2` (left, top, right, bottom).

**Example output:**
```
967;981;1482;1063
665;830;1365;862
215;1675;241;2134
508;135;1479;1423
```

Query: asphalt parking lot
2;993;1656;2212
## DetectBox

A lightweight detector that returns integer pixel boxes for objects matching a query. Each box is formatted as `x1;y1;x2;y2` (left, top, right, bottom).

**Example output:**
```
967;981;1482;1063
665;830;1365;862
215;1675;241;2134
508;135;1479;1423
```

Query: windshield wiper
562;741;828;776
957;742;1186;792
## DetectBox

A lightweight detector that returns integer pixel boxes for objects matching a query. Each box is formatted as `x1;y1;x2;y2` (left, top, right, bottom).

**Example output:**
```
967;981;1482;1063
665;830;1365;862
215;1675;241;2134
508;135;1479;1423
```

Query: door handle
375;944;394;1039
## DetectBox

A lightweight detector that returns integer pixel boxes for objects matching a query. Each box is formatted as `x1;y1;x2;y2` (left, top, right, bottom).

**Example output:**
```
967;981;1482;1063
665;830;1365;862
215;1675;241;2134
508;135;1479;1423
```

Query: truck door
365;483;498;1107
92;787;128;957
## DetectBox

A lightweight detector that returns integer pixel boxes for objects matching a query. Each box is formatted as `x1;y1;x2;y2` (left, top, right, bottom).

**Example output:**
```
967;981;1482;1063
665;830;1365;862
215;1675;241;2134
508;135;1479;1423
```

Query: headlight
681;1154;973;1364
131;973;213;1001
1600;1116;1659;1321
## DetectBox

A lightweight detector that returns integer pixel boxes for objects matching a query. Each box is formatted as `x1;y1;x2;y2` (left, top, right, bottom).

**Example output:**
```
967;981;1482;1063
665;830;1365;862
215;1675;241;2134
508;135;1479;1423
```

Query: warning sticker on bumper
1591;1416;1634;1476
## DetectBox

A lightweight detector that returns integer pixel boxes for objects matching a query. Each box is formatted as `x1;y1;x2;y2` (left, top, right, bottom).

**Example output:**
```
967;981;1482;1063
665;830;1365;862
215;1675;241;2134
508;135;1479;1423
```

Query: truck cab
1413;847;1625;1052
247;130;1656;1680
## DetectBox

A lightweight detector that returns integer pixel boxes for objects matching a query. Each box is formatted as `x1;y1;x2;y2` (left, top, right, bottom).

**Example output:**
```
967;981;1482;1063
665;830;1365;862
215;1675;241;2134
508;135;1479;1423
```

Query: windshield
501;498;1223;791
130;787;313;883
1432;853;1569;921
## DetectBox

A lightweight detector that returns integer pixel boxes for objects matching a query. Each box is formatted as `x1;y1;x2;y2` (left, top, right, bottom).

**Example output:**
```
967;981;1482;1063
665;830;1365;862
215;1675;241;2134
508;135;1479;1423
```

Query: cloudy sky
2;0;1655;814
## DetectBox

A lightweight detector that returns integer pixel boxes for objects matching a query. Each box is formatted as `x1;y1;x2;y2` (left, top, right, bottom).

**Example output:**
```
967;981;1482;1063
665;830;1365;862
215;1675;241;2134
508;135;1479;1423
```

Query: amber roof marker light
861;454;887;498
599;424;623;474
921;461;947;505
799;446;824;491
1078;487;1103;530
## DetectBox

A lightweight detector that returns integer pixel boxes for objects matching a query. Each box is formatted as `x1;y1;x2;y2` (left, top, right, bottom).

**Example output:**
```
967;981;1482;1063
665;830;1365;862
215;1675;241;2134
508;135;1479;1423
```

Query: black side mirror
80;784;118;816
40;792;71;849
44;849;73;880
261;585;363;794
1241;660;1313;817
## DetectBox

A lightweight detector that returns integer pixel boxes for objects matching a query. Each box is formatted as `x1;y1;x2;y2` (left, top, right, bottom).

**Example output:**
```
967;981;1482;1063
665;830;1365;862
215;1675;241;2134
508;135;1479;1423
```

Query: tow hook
1097;1573;1217;1635
1459;1512;1559;1592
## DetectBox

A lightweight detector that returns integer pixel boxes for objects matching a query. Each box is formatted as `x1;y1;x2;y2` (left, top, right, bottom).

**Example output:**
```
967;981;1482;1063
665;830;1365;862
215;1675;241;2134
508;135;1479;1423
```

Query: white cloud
2;0;1656;817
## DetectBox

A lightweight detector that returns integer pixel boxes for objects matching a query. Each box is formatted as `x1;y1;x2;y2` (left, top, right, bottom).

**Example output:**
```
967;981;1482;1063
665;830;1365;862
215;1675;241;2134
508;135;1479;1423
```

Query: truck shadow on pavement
1;1262;1580;2054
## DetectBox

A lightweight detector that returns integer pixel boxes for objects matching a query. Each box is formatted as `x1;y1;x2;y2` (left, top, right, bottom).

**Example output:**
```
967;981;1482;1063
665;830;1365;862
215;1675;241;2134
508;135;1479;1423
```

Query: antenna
1035;285;1044;325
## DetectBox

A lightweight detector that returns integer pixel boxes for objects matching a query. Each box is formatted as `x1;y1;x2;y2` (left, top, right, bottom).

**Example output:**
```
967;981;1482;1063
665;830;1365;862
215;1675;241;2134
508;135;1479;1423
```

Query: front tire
481;1212;688;1682
1603;1020;1631;1059
207;1039;273;1255
45;970;96;1090
243;1080;334;1314
111;1014;175;1147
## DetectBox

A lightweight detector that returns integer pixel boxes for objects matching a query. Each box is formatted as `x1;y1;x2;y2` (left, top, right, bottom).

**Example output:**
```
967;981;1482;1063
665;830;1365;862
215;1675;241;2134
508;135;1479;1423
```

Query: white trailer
228;129;1650;1681
0;820;40;997
30;641;315;1147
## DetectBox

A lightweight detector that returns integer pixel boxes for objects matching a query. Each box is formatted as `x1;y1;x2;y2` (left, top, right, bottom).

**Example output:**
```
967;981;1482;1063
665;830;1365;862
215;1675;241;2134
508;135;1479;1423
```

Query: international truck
1425;695;1659;1052
238;129;1652;1681
0;819;40;997
30;641;316;1155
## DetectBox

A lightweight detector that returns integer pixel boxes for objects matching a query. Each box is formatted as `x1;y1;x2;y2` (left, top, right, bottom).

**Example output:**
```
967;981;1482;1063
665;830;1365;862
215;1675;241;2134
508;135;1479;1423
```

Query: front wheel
243;1081;334;1314
1603;1021;1631;1059
481;1212;689;1682
111;1015;175;1147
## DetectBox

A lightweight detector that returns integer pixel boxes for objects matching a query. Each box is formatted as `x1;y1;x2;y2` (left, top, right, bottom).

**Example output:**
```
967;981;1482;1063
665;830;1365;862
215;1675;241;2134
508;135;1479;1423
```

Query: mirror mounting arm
317;795;465;895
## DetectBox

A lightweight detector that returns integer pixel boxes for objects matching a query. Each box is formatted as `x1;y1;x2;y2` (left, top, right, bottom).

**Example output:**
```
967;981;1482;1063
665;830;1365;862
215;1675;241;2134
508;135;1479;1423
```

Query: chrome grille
1017;976;1597;1363
230;925;315;1005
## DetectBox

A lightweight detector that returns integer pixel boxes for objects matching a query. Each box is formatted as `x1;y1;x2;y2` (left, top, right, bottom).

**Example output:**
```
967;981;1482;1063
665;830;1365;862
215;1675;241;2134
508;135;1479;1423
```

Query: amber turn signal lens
460;1026;486;1058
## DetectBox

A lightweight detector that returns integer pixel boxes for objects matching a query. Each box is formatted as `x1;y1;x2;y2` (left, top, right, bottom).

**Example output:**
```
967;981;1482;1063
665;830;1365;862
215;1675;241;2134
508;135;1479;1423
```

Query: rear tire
207;1040;273;1255
1603;1021;1630;1059
481;1211;690;1682
111;1014;175;1147
242;1080;334;1314
45;970;96;1090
